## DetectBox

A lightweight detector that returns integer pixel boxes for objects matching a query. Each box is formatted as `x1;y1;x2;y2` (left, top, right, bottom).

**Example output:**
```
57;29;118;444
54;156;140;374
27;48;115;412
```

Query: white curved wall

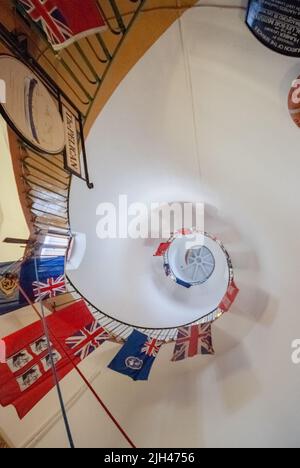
67;0;300;447
68;15;204;328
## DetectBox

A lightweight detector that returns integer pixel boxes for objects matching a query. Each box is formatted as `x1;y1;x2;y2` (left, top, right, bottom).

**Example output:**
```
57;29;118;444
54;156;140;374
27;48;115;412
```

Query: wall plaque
246;0;300;57
62;106;81;177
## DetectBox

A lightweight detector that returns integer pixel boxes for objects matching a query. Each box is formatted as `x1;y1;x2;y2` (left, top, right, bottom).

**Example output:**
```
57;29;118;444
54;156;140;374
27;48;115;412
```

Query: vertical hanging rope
33;257;75;449
177;0;202;183
66;361;136;448
17;279;136;449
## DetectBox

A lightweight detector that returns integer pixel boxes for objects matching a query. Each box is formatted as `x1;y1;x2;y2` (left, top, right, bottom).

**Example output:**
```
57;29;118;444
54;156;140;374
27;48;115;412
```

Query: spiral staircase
0;0;211;344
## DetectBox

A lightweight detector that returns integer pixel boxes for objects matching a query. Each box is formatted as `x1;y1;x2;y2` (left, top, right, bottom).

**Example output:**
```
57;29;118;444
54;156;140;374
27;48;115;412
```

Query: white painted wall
0;116;29;262
68;14;204;328
1;0;300;447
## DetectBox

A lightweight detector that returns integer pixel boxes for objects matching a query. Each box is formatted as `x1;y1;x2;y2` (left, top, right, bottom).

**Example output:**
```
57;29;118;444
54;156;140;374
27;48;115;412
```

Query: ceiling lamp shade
156;230;233;319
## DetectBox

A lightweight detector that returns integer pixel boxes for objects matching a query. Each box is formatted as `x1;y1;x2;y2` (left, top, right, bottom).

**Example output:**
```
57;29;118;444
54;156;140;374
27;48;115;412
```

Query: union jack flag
172;323;214;362
33;275;66;301
18;0;73;47
65;330;86;350
65;320;110;361
219;280;239;312
73;342;95;361
17;0;107;51
142;338;162;357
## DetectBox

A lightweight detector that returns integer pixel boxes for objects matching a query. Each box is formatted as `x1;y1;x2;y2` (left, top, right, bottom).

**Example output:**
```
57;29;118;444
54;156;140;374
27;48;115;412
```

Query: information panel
246;0;300;56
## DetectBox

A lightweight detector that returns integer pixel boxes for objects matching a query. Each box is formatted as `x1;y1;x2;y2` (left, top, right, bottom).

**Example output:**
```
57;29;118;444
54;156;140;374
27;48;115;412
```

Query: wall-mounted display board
0;55;65;155
246;0;300;57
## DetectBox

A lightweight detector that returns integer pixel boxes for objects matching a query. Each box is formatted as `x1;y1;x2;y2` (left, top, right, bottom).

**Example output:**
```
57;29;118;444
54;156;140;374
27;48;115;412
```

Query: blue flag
0;262;27;315
20;256;66;303
108;330;163;381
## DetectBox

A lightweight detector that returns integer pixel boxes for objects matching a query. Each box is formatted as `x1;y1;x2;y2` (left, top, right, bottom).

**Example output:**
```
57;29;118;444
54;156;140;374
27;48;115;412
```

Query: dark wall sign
246;0;300;57
0;55;65;155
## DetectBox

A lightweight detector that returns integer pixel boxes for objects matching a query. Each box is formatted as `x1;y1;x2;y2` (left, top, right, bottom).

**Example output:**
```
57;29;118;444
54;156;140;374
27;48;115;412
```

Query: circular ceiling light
187;245;215;280
170;243;216;286
161;230;232;315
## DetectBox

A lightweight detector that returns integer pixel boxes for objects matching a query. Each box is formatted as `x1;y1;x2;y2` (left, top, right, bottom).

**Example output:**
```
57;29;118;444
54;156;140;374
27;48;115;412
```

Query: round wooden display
0;55;65;154
288;76;300;128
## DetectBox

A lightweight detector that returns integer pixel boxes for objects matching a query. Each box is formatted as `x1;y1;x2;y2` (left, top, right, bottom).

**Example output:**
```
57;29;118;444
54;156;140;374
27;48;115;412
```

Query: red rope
70;360;136;448
17;284;137;449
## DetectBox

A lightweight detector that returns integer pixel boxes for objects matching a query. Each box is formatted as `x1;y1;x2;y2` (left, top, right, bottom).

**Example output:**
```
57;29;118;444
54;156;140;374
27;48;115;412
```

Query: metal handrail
20;142;221;342
2;1;221;342
10;0;147;118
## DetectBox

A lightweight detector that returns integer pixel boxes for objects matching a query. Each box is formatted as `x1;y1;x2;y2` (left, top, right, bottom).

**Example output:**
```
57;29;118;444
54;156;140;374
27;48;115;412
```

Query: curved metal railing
3;1;223;342
19;143;222;342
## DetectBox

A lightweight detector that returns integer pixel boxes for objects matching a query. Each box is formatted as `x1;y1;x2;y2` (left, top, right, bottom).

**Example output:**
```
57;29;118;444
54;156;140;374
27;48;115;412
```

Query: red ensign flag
18;0;106;50
0;300;110;418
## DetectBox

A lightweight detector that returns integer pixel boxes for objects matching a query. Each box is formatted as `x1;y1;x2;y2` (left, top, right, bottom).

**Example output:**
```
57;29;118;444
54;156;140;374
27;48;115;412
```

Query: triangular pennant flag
172;323;214;362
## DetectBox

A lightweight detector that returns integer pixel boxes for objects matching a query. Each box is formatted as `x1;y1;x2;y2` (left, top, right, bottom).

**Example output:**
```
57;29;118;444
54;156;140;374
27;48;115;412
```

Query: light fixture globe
168;241;216;286
163;230;233;315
